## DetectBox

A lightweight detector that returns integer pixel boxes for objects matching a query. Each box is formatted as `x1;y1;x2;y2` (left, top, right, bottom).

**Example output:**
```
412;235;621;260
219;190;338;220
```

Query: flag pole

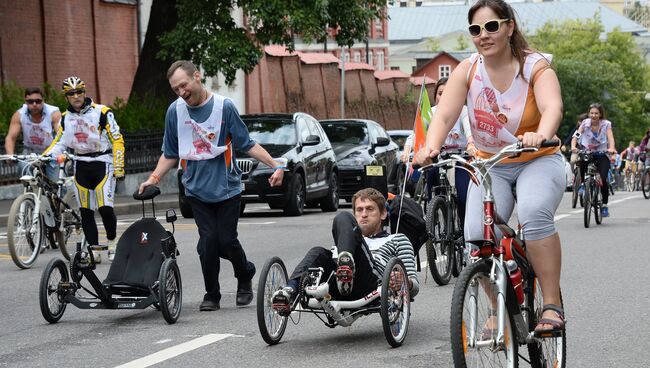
396;74;427;234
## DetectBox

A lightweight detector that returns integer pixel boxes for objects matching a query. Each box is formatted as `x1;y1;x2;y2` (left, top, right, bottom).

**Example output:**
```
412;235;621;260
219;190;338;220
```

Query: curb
0;199;180;229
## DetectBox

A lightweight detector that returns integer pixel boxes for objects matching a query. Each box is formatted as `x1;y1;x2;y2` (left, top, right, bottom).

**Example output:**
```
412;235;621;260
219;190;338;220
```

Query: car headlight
338;156;366;167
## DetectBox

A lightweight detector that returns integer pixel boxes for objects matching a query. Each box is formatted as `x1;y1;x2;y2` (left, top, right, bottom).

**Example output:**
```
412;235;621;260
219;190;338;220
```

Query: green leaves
530;18;650;149
157;0;385;85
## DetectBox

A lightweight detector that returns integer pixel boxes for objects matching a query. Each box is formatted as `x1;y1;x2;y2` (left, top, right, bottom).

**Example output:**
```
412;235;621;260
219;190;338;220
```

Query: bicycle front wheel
450;260;518;368
53;209;83;260
593;183;602;225
425;196;453;285
7;193;44;269
571;170;581;209
526;278;566;368
583;179;592;228
256;257;289;345
642;169;650;199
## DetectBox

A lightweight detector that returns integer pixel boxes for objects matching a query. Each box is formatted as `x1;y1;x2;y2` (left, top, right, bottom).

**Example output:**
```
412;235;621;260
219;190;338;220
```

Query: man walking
139;60;284;311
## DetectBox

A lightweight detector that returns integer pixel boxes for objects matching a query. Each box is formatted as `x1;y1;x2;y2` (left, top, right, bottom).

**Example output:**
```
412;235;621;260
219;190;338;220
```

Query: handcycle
38;185;182;324
256;254;411;347
0;153;82;269
420;141;566;368
577;150;606;228
421;148;470;286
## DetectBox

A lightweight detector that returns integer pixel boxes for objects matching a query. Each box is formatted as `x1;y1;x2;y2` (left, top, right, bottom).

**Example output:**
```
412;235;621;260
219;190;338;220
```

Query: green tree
455;34;469;51
426;37;441;52
529;18;650;150
152;0;385;87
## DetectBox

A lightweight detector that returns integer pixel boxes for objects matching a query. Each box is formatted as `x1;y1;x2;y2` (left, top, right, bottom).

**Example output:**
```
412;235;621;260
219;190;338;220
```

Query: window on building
101;0;137;4
368;51;374;66
343;52;350;62
354;52;361;62
377;51;385;70
439;64;451;79
400;1;407;6
391;66;400;71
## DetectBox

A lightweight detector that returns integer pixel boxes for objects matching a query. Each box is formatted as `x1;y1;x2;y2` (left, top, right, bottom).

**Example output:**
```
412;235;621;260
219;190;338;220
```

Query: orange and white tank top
467;52;558;162
176;94;228;161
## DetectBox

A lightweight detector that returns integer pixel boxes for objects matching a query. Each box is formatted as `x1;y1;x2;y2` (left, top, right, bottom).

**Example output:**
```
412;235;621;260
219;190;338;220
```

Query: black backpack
387;195;427;256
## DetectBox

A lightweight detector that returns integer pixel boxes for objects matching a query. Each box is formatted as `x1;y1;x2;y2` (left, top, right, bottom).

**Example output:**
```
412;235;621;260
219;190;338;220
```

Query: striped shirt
365;233;420;297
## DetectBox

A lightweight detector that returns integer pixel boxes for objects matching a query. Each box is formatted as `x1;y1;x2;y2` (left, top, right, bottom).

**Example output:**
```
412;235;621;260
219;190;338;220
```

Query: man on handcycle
271;188;419;312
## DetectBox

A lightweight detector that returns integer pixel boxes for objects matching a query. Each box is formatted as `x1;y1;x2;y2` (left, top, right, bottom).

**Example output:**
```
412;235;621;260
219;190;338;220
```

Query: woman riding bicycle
570;103;616;216
415;0;566;336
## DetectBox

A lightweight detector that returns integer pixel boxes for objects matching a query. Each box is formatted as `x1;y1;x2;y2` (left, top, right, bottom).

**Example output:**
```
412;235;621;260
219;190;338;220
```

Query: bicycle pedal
88;245;108;251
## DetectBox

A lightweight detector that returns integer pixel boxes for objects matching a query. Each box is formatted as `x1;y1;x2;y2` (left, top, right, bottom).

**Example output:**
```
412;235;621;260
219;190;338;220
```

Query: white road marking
608;195;640;204
554;214;571;221
154;338;172;344
114;333;232;368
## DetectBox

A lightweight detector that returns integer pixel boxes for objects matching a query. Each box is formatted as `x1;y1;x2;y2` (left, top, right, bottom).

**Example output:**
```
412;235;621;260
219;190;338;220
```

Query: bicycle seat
133;186;160;201
103;218;167;293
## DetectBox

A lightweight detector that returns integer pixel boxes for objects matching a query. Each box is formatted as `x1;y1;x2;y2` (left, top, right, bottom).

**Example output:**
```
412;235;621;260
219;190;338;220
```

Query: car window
296;116;312;142
390;134;409;150
306;118;324;141
320;122;369;145
244;118;297;145
367;123;381;143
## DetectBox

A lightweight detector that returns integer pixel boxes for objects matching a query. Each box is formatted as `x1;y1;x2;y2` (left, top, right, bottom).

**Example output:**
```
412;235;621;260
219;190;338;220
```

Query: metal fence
0;131;164;185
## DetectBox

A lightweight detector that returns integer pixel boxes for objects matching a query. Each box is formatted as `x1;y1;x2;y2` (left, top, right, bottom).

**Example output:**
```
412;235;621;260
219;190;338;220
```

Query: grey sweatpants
464;152;566;242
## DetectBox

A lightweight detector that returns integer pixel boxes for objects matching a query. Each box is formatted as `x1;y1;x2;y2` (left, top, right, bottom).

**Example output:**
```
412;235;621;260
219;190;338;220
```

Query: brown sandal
534;304;566;338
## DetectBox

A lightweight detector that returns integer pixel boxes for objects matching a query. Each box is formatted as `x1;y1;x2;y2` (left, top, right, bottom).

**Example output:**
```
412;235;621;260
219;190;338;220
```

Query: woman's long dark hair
433;77;448;106
468;0;529;78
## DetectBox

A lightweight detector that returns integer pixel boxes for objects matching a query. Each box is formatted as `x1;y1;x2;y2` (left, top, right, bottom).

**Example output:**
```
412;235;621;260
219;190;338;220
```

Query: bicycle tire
526;277;566;368
571;169;581;209
7;193;44;269
380;257;410;347
450;260;519;368
39;258;68;323
593;183;602;225
257;257;289;345
159;258;182;324
451;198;464;277
642;169;650;199
425;196;453;285
583;178;592;228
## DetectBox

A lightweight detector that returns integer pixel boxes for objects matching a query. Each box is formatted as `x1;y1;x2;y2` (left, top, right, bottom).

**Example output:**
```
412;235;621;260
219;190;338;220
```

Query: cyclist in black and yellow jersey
44;76;125;262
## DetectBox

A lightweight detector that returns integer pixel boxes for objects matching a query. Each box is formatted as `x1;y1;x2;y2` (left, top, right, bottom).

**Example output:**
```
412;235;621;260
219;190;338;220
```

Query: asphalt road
0;192;648;368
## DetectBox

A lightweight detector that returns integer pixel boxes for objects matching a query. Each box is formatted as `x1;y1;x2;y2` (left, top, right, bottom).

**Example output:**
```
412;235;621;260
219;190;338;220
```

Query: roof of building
389;1;646;42
374;70;411;80
410;76;437;85
341;62;375;71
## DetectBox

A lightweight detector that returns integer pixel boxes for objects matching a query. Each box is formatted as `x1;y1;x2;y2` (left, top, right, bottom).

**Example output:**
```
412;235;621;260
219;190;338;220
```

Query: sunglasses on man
25;99;43;105
65;89;85;97
468;18;510;37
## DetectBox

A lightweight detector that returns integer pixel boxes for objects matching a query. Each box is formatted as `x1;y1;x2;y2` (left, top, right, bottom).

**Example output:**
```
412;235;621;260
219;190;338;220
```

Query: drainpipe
40;0;48;83
136;0;142;57
90;0;101;102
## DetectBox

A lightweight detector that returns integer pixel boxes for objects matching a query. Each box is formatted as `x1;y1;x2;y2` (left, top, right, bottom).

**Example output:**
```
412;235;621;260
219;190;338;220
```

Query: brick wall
0;0;137;105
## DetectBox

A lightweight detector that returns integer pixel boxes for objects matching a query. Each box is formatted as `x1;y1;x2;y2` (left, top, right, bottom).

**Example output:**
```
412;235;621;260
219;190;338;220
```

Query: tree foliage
529;18;650;150
157;0;386;85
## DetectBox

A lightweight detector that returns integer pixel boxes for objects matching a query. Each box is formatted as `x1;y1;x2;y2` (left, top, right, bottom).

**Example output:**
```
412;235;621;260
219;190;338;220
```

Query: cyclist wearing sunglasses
5;87;62;181
571;103;616;216
414;0;566;336
44;76;125;263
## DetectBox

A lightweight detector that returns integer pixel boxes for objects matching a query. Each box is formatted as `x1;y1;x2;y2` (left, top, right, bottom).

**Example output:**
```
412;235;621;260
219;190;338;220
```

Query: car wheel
320;172;339;212
284;173;305;216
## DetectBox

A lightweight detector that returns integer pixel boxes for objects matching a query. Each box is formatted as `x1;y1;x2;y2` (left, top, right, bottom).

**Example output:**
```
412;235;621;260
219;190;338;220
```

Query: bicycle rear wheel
642;169;650;199
7;193;44;269
527;278;566;368
450;260;518;368
583;179;592;228
425;197;453;285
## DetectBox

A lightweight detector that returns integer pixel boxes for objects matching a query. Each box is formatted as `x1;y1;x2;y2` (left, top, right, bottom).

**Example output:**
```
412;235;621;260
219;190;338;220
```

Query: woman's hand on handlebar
518;132;547;148
413;146;439;166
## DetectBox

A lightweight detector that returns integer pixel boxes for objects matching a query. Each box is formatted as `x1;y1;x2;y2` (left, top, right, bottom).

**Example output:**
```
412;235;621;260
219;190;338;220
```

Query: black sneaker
271;287;295;316
336;251;355;296
236;279;254;306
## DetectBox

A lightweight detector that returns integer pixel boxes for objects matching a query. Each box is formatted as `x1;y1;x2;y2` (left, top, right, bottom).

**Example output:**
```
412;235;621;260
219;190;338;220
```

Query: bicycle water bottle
505;260;524;305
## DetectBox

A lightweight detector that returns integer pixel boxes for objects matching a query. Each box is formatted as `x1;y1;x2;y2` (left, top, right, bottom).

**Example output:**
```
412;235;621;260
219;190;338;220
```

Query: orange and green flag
413;87;433;156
